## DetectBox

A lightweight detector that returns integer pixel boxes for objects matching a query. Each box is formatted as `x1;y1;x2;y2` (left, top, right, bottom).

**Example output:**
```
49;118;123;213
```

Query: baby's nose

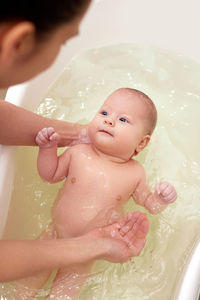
104;119;114;126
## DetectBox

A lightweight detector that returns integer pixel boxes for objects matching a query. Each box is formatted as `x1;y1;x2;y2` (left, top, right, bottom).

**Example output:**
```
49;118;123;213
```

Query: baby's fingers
50;132;60;143
35;131;49;145
35;127;59;147
164;189;177;203
155;183;161;195
41;127;55;139
155;182;169;195
155;182;177;203
161;184;173;197
158;182;174;196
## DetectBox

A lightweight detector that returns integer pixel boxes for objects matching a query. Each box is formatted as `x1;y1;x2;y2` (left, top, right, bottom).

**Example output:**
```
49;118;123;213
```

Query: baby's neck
91;144;130;164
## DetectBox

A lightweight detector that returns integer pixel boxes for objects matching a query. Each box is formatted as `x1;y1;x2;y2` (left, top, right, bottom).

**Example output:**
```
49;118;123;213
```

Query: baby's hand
155;181;177;203
35;127;60;148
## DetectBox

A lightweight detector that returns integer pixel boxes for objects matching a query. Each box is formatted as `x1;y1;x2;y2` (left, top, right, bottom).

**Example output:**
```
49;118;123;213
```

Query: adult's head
0;0;91;88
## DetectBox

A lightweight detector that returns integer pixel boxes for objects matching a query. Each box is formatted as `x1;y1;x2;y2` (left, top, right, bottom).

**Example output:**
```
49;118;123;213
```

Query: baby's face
88;89;150;160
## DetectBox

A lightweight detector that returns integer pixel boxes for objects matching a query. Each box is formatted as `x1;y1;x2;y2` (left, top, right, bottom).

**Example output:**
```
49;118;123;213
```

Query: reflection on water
1;44;200;299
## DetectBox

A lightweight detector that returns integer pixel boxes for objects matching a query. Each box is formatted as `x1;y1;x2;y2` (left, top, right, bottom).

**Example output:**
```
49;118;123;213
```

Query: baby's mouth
98;129;113;137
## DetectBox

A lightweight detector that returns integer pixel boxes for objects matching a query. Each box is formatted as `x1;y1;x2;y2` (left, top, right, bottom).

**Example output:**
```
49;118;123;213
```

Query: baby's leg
45;262;93;300
45;212;149;300
14;271;52;300
14;224;57;300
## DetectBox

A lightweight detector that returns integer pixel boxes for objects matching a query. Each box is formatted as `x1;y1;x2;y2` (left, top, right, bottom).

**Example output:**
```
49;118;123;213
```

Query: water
1;44;200;299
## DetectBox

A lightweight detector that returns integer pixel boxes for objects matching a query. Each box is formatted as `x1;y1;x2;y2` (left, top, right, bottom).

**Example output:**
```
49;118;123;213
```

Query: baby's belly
51;194;122;238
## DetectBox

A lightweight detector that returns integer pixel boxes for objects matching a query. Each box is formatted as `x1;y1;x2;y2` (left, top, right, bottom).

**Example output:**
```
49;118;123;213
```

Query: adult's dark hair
0;0;90;38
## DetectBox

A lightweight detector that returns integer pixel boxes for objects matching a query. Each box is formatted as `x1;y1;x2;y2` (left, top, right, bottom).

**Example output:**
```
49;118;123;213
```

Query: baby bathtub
0;0;200;299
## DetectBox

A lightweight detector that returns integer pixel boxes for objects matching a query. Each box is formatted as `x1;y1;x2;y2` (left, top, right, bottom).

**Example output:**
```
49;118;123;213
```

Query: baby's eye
119;117;128;123
101;111;108;116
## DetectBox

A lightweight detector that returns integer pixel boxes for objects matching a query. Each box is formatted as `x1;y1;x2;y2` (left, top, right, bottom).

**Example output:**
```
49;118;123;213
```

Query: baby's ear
134;135;150;156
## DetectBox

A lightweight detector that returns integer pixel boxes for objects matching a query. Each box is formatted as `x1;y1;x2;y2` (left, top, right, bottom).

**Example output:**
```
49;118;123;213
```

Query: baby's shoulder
69;143;92;155
129;159;146;176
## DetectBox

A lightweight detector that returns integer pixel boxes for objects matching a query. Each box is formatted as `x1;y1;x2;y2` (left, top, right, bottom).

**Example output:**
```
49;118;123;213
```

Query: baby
16;88;177;299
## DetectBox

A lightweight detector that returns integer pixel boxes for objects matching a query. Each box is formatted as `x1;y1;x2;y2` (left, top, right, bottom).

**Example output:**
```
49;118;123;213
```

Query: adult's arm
0;100;85;146
0;237;103;282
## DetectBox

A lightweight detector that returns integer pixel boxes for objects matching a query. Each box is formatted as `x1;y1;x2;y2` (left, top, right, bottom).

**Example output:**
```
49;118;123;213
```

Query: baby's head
88;88;157;161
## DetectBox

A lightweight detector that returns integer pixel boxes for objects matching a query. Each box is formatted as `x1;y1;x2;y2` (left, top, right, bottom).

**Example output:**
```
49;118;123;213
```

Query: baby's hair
0;0;90;39
120;88;157;135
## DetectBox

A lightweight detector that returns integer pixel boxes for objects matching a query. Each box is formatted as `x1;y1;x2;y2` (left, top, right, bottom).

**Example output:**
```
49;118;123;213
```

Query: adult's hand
86;211;149;264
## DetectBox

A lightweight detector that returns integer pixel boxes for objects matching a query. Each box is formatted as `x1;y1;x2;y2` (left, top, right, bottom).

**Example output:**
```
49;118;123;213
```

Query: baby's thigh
46;262;93;300
84;206;123;233
14;271;52;300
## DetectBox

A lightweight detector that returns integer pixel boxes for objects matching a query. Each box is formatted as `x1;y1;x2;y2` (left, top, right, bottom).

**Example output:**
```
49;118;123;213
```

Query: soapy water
1;44;200;299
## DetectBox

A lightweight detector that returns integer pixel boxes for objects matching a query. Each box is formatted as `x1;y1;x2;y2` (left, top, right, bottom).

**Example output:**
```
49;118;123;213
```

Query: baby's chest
69;155;136;199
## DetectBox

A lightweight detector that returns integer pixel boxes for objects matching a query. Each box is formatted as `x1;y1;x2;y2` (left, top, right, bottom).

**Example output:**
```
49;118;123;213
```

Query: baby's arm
35;127;71;183
132;165;177;214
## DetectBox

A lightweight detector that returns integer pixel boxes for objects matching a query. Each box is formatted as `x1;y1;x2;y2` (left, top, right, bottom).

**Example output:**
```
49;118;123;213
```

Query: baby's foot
90;212;149;263
35;127;60;148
